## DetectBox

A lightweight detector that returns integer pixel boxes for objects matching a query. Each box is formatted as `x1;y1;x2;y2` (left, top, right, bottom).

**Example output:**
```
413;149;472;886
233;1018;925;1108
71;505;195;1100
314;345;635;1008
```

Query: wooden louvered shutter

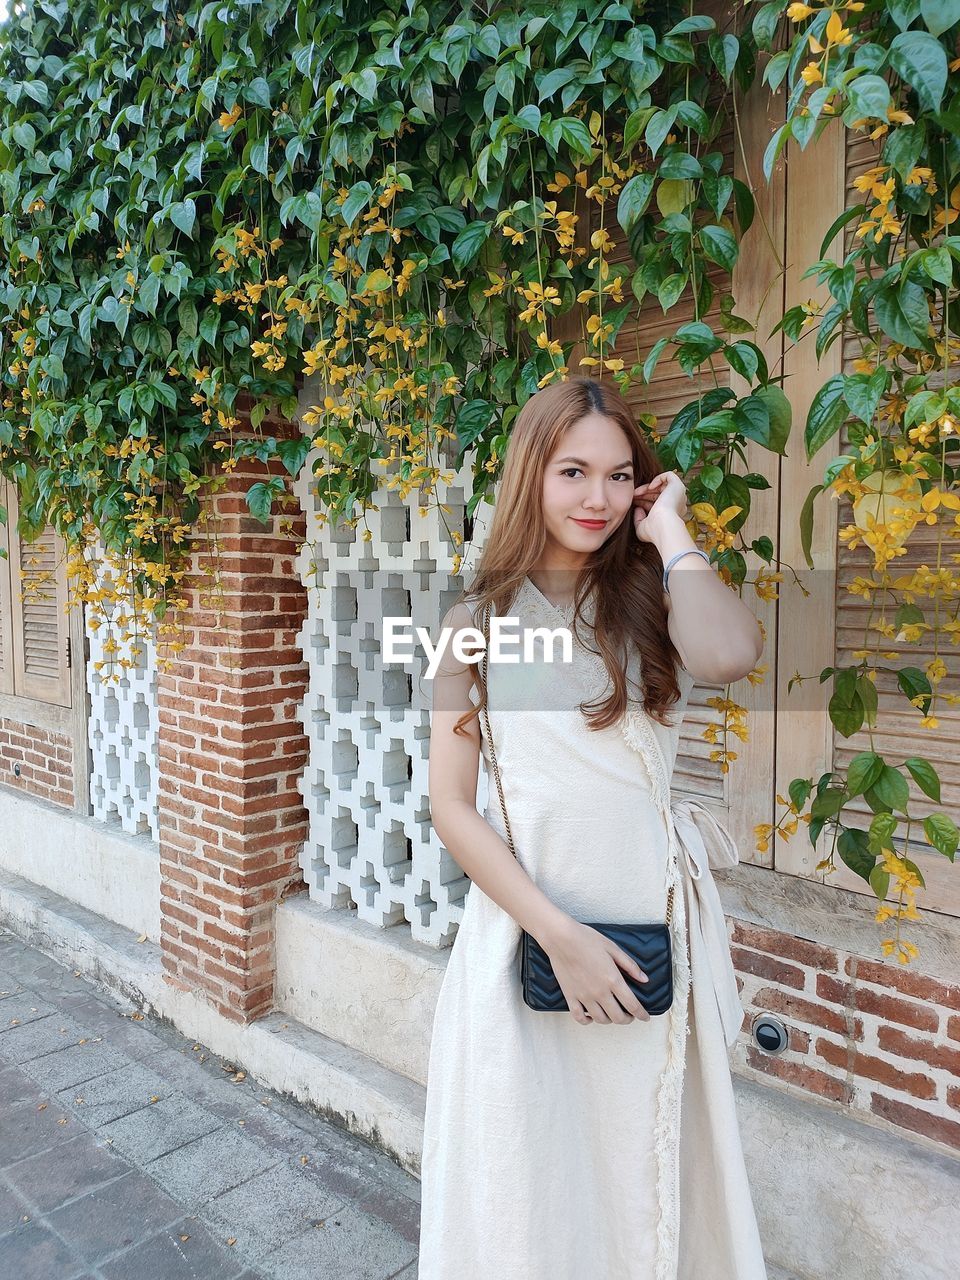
0;479;14;695
831;132;960;917
3;480;72;707
776;125;960;918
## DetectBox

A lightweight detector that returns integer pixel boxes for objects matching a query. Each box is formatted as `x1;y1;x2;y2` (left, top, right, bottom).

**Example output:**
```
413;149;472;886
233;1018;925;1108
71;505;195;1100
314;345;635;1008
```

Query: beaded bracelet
662;547;710;594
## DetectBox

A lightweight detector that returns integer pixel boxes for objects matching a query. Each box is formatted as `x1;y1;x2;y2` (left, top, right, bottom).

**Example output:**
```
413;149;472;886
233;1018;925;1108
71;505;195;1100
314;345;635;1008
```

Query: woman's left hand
632;471;689;545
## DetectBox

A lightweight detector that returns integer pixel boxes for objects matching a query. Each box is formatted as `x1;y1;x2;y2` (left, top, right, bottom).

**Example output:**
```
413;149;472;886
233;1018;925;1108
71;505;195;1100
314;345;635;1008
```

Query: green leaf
178;300;198;338
846;74;891;120
920;246;954;286
751;1;782;50
923;812;959;859
699;225;738;272
708;32;739;84
645;105;679;158
657;273;687;311
452;221;490;272
537;67;576;102
616;173;655;233
874;280;931;347
805;374;848;460
169;199;197;239
763;50;790;91
659;151;702;180
762;122;790;182
843;369;888;426
642;336;670;383
898;666;933;715
829;677;865;739
277;437;312;478
883;123;925;181
872;764;910;812
818;205;865;259
847;752;886;797
869;863;891;900
558;117;594;156
515;103;541;133
837;827;876;882
243;77;272;108
410;70;435;116
475;24;501;57
920;0;960;37
341;181;373;227
810;786;847;819
245;481;275;523
889;0;922;29
753;385;791;454
889;31;948;113
458;401;495;450
249;136;269;176
904;756;942;803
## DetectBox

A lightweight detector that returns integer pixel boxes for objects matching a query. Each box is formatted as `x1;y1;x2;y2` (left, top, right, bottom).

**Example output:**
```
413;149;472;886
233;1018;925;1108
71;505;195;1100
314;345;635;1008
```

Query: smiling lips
571;517;607;529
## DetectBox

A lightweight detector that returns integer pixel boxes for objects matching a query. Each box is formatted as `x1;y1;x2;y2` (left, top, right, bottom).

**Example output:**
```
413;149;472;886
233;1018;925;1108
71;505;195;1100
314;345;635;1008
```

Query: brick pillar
157;406;310;1024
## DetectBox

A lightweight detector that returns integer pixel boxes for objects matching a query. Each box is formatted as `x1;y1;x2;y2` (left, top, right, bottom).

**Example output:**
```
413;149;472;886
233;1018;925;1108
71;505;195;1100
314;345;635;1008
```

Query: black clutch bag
477;601;675;1016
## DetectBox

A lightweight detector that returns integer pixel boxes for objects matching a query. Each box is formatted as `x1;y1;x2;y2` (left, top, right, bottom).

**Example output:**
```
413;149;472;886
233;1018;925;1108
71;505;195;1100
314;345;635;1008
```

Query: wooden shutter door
0;479;14;695
776;122;960;917
4;481;72;707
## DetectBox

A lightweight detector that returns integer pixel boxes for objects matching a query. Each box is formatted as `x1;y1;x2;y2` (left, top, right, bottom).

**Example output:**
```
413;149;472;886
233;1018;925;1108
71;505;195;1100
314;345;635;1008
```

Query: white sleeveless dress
418;576;768;1280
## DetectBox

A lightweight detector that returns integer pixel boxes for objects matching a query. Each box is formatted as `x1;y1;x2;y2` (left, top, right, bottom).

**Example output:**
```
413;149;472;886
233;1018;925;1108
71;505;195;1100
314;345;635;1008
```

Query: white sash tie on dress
668;797;745;1048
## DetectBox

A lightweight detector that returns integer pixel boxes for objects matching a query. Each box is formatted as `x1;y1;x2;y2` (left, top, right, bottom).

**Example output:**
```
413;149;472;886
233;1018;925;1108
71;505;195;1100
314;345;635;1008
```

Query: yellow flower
825;12;852;45
787;2;814;18
801;62;823;86
536;331;564;356
218;103;242;130
590;228;615;253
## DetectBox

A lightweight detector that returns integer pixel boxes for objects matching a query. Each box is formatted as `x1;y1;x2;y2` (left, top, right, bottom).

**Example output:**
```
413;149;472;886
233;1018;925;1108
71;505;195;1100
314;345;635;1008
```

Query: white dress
418;576;767;1280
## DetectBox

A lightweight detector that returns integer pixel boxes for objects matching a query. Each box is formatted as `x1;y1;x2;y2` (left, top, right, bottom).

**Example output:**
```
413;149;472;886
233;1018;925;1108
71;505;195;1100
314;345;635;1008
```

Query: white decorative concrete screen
294;434;491;948
85;541;161;839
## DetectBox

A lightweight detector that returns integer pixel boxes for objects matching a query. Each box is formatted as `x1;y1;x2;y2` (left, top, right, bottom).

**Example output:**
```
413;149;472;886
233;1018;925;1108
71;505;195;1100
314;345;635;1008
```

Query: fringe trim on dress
516;580;692;1280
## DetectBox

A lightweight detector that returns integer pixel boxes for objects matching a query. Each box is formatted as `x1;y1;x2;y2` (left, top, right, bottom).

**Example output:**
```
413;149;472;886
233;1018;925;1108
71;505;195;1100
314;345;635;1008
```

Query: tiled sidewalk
0;929;420;1280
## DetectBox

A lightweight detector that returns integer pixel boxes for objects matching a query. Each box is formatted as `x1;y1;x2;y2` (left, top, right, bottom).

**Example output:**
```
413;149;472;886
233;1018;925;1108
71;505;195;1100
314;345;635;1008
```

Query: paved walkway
0;928;806;1280
0;928;420;1280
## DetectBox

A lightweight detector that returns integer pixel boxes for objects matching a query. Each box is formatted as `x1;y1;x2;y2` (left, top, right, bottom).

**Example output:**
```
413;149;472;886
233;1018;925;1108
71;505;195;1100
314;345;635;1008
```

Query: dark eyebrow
555;456;633;469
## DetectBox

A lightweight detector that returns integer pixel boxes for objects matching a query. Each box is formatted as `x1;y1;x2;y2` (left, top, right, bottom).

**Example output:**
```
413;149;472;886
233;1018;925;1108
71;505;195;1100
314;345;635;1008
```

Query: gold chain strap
477;601;675;928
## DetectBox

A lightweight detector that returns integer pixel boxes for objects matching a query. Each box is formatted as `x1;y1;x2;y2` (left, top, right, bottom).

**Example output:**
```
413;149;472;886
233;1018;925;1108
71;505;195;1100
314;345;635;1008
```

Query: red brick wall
0;716;74;807
730;919;960;1151
156;407;310;1024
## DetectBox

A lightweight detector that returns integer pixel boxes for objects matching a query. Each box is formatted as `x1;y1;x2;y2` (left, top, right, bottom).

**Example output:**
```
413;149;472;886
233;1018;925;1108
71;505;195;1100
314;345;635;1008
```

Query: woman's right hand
544;918;651;1025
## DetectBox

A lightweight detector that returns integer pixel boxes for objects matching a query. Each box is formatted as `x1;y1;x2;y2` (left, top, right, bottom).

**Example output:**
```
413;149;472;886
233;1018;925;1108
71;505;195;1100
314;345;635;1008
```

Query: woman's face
540;412;636;559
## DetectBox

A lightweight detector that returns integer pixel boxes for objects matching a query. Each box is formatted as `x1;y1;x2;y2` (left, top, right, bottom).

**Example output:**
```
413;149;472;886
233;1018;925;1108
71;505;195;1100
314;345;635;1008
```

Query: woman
419;377;768;1279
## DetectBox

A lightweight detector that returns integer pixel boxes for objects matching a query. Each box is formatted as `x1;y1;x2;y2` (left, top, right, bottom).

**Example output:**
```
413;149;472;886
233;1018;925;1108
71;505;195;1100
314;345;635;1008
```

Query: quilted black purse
477;601;675;1017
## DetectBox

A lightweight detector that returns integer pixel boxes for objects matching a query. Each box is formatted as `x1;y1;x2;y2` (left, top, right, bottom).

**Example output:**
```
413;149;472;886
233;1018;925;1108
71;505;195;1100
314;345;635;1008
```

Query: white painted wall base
0;785;159;941
275;893;444;1086
2;794;958;1279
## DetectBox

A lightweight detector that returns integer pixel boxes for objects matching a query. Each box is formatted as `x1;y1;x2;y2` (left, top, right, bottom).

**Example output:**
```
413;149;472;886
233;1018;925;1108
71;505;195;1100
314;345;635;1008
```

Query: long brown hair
452;376;684;739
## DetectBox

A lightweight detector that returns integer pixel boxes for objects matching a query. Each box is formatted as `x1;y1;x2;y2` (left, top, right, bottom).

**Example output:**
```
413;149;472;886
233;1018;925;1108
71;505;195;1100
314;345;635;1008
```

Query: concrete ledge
737;1068;960;1280
275;893;444;1086
0;868;425;1177
0;785;159;941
